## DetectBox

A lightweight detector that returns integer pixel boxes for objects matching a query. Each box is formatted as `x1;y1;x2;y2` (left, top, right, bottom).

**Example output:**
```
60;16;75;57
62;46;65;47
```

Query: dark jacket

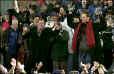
28;27;54;73
0;26;8;53
51;29;69;61
67;13;79;29
8;27;21;55
29;27;53;59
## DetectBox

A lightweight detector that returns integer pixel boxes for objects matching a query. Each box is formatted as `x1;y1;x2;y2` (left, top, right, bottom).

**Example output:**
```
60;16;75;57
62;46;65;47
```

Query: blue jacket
8;27;20;55
88;5;104;22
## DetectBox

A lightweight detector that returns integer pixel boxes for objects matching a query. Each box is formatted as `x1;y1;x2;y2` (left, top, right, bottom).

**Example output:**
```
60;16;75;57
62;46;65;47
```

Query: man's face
37;20;45;30
73;17;80;23
56;4;60;8
82;2;87;8
104;0;107;5
34;17;39;24
52;16;59;21
107;0;113;7
94;0;98;6
5;14;9;21
67;2;72;8
59;7;65;14
13;20;18;29
55;24;61;30
81;14;88;23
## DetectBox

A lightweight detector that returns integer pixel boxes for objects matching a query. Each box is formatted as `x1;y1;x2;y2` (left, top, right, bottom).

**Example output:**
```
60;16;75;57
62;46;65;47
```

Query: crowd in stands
0;0;114;74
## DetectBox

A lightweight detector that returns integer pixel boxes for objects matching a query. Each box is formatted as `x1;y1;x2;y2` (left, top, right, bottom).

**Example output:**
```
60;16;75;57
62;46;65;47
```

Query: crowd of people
0;0;114;74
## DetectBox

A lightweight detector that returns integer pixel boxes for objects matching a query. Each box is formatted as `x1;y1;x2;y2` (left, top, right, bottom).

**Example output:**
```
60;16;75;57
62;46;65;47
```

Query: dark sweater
78;23;89;51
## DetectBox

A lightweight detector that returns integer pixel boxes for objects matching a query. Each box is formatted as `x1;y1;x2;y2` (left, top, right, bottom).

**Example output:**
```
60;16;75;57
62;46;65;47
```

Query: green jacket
51;30;69;61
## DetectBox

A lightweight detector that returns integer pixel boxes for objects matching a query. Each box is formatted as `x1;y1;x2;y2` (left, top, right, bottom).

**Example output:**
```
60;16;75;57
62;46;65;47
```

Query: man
7;18;21;68
102;12;114;69
66;9;80;73
51;22;69;73
2;11;10;32
30;15;40;27
45;11;59;28
88;0;103;22
0;13;8;65
26;18;53;73
105;0;114;14
72;11;96;71
76;0;88;15
8;18;20;57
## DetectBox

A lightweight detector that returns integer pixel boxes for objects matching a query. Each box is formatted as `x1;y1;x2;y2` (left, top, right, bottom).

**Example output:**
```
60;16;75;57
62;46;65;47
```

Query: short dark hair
39;18;45;22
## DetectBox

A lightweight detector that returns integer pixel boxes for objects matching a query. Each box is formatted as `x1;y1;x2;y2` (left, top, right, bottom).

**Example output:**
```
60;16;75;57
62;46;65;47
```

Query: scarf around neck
72;20;96;52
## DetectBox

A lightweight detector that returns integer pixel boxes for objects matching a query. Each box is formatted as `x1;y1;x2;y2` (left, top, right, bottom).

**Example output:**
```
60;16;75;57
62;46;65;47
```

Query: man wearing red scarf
72;11;96;70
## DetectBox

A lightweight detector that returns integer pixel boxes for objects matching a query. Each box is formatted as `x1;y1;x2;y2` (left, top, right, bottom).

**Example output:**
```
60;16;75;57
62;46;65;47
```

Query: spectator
45;11;59;28
0;13;7;65
67;13;80;29
88;0;100;17
18;7;30;25
29;15;34;27
67;1;80;29
77;0;89;15
91;61;107;74
0;0;113;73
92;7;106;64
80;63;91;74
88;0;104;22
59;7;67;22
7;18;21;69
25;18;53;73
61;5;79;73
53;2;61;13
105;0;114;14
2;11;10;32
72;11;96;71
30;15;40;27
21;24;30;65
51;22;69;73
66;1;75;15
102;11;114;69
65;16;75;73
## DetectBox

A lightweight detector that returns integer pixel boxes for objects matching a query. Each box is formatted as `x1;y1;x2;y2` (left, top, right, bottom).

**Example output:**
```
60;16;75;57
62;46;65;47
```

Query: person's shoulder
30;26;36;31
43;27;53;33
88;5;95;9
62;29;69;33
44;27;52;31
7;27;13;31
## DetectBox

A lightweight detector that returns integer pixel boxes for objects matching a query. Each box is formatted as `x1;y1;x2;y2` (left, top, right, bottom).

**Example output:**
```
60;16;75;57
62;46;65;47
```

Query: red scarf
72;20;96;52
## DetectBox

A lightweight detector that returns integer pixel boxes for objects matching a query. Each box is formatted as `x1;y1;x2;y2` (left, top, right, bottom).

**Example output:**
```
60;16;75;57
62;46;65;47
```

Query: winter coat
51;29;69;61
28;27;54;72
0;26;8;54
8;27;21;55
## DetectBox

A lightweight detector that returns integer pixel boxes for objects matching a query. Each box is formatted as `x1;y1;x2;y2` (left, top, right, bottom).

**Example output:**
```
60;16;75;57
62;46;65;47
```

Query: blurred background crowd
0;0;114;74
